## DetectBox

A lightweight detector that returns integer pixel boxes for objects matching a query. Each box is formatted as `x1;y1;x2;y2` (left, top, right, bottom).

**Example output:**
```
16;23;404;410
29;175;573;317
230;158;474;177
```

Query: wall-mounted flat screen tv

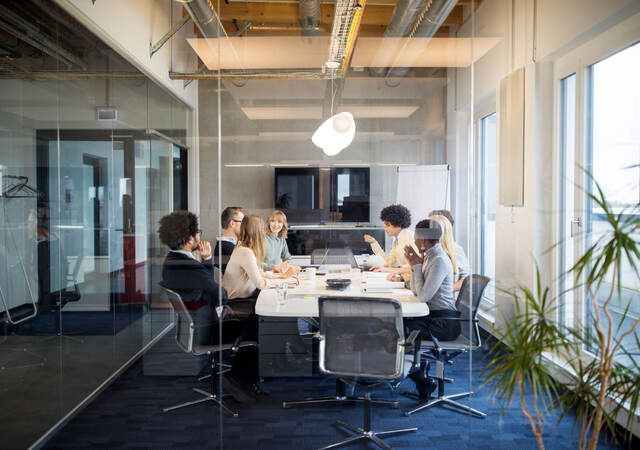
275;167;369;224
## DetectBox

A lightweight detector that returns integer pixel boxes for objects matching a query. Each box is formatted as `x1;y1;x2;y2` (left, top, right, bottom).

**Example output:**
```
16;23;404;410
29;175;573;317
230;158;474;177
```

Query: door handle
571;218;582;238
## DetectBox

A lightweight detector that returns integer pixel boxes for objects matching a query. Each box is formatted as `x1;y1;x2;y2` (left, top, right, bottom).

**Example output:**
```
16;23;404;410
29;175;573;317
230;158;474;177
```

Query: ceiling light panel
187;37;502;70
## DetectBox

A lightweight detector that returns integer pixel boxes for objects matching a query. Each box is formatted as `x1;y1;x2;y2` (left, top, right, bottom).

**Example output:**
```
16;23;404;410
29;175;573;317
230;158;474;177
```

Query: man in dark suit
213;206;244;273
158;211;263;404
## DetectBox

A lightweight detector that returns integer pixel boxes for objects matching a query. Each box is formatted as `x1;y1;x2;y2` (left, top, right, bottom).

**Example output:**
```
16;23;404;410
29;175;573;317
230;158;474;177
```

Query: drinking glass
275;281;288;305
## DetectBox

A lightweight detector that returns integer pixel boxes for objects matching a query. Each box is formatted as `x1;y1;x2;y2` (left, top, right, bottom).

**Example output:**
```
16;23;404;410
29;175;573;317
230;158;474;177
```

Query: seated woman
263;210;301;274
387;214;468;291
363;204;418;273
223;214;296;300
403;219;460;398
158;211;261;403
427;214;468;291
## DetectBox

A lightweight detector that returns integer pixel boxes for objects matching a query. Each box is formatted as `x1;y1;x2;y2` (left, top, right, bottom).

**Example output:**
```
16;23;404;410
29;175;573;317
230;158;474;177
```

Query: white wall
55;0;197;109
450;0;640;325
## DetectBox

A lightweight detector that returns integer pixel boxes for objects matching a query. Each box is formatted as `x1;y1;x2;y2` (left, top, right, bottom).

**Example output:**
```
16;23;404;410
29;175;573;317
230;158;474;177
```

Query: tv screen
275;167;369;223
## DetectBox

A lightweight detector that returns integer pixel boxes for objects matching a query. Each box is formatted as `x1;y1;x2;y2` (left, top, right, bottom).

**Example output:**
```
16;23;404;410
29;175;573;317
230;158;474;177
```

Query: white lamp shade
312;112;356;156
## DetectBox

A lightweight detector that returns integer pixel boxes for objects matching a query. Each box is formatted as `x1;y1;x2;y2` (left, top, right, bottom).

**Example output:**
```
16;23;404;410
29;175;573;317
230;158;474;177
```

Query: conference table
255;268;429;377
255;270;429;318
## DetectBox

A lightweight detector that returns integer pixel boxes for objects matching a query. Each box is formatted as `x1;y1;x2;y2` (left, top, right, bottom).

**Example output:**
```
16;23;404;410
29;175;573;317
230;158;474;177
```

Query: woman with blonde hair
388;214;467;291
428;214;468;291
263;210;300;274
223;215;296;299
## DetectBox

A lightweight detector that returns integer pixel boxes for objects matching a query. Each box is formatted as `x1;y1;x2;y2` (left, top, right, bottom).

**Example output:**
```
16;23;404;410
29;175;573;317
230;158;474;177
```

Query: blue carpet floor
44;348;634;449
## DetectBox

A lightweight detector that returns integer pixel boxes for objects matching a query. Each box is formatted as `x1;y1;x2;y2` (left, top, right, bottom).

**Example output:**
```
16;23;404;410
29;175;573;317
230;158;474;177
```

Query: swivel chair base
403;390;486;418
163;387;238;417
317;393;417;450
283;379;399;409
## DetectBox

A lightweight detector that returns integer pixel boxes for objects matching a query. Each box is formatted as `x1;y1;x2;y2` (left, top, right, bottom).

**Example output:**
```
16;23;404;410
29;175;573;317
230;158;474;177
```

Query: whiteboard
396;165;450;227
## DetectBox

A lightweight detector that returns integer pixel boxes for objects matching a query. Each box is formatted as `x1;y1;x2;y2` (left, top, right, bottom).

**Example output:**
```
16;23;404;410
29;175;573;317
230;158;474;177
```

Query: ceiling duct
369;0;429;76
299;0;320;36
387;0;458;78
369;0;457;78
175;0;225;38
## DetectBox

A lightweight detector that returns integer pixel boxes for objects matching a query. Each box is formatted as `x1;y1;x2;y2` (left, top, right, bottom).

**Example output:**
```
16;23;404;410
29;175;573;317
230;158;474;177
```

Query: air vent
95;107;117;121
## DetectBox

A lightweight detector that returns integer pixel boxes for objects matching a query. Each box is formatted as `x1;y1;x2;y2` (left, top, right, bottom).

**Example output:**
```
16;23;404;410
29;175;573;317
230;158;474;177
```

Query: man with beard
158;211;263;404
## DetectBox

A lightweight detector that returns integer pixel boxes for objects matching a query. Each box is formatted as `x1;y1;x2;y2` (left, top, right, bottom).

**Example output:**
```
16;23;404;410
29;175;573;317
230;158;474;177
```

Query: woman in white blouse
223;215;296;299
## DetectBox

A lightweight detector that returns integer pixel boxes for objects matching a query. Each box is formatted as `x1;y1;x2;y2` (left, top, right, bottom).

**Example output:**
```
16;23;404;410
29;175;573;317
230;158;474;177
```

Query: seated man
213;206;244;274
402;219;460;397
158;210;264;403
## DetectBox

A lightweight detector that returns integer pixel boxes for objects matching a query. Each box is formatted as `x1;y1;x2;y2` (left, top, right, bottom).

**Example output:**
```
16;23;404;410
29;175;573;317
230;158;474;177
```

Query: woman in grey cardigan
263;210;301;274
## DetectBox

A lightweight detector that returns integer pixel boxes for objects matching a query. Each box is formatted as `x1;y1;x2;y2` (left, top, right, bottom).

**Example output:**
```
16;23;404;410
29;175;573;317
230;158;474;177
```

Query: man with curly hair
158;211;261;404
363;204;418;272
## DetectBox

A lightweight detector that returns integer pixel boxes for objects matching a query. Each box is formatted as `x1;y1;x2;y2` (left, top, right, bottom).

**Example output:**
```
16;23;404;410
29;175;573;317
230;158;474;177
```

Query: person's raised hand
198;241;212;259
363;234;376;244
404;245;423;266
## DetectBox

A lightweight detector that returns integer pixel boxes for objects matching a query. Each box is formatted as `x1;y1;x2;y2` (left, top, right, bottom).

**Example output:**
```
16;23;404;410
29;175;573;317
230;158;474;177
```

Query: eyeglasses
231;219;243;223
197;229;203;238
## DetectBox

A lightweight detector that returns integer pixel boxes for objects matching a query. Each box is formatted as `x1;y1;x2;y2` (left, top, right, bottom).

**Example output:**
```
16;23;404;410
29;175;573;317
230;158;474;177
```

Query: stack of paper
363;281;405;293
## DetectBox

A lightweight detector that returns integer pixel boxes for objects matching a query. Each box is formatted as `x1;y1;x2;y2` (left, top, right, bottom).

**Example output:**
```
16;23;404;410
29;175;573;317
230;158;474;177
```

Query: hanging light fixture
312;73;356;156
312;112;356;156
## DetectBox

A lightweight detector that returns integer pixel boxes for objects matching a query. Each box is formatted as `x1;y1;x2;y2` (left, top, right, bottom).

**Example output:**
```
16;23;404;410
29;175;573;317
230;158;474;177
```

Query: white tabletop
255;274;429;318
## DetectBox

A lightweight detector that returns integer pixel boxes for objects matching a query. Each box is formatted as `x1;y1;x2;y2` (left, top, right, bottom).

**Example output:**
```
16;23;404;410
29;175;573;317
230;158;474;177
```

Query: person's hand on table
280;266;298;278
363;234;377;244
289;264;301;275
273;261;291;273
195;241;211;259
387;273;402;282
404;245;423;267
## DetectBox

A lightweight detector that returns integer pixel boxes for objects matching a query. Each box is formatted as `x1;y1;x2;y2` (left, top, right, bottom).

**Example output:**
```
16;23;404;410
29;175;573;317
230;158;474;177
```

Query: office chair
160;287;257;417
314;296;420;450
404;274;490;418
283;295;415;410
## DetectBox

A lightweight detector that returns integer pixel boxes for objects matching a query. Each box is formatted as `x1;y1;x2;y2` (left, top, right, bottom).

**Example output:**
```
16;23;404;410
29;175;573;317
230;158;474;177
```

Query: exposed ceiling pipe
369;0;429;76
368;0;456;79
299;0;320;36
175;0;226;38
0;4;87;70
386;0;457;78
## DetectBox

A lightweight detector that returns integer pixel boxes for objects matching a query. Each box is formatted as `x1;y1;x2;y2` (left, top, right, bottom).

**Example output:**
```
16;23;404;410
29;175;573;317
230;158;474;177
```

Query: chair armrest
231;336;258;351
439;317;479;323
402;330;420;347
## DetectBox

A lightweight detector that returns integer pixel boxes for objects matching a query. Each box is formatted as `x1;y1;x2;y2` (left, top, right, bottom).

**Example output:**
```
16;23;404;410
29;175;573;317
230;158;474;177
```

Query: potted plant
483;174;639;450
482;267;568;450
556;176;640;450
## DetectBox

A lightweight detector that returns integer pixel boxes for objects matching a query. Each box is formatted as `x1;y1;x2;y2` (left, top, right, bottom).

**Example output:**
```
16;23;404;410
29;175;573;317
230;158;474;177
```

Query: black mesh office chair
404;274;490;418
161;287;257;417
315;296;420;450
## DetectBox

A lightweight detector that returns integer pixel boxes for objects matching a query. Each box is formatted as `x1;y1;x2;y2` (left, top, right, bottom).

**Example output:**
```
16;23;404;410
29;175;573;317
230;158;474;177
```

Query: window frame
552;14;640;339
474;99;497;304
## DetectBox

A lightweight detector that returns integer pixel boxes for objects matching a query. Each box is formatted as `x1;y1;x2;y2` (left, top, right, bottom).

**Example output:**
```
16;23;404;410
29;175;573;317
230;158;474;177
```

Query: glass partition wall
194;0;489;445
0;2;190;447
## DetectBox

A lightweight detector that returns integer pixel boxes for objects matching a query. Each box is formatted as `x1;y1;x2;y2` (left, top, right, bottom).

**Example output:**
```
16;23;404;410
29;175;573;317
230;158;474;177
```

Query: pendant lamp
312;111;356;156
312;73;356;156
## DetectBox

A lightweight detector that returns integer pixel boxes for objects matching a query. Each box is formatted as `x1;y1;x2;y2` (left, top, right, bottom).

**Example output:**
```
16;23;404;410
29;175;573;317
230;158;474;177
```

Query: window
558;73;576;327
584;42;640;364
480;112;497;299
